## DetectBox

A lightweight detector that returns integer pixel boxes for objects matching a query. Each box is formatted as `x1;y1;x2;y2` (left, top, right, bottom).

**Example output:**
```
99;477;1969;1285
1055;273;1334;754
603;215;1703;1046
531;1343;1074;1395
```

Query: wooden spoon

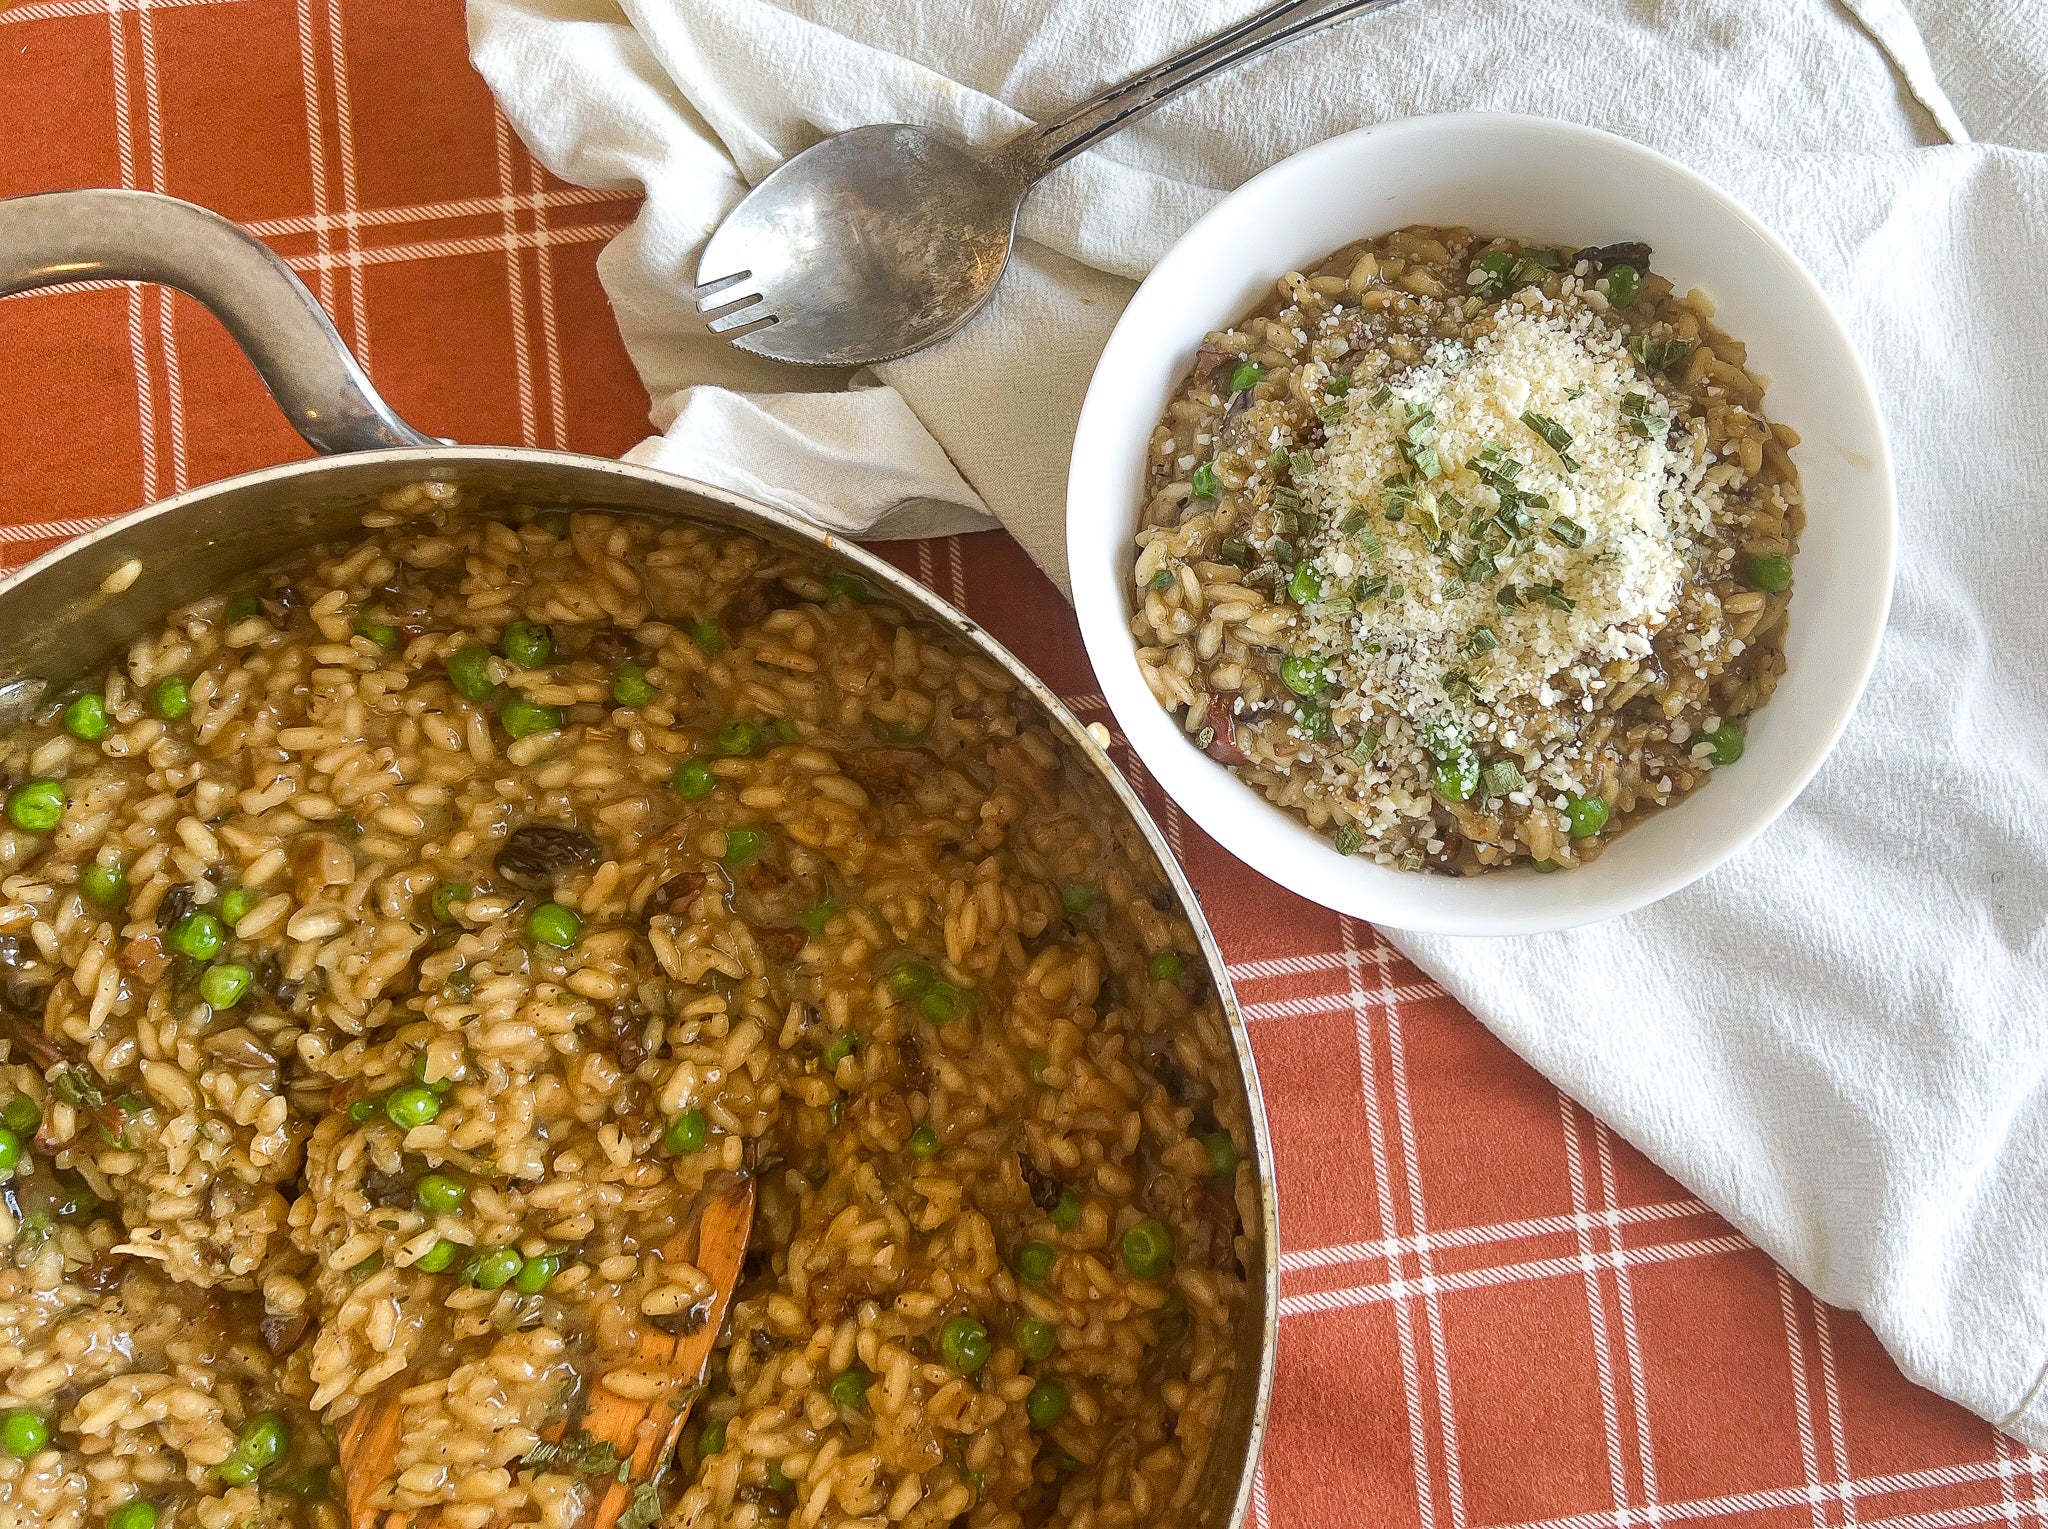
338;1173;757;1529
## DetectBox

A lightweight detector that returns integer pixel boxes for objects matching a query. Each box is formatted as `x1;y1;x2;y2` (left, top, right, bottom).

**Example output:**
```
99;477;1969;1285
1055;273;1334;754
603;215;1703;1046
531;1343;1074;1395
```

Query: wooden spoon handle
583;1174;757;1529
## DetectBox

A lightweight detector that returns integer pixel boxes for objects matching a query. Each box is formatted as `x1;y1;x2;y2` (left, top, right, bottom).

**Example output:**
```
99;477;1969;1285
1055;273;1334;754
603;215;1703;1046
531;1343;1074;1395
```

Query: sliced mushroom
260;1312;313;1356
201;1027;278;1070
289;836;356;900
493;824;602;891
1577;240;1652;273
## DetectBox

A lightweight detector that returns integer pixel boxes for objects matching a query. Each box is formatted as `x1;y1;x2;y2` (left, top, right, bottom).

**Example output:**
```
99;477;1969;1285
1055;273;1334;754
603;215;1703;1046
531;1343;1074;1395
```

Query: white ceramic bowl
1067;113;1895;936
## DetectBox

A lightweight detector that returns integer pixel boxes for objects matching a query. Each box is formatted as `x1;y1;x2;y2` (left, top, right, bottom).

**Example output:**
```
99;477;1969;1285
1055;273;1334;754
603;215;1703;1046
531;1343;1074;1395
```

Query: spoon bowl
698;125;1019;367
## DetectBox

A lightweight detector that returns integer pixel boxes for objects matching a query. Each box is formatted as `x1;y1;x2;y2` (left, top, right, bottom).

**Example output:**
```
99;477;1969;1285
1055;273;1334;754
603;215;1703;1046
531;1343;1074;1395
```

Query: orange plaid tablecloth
0;3;2039;1525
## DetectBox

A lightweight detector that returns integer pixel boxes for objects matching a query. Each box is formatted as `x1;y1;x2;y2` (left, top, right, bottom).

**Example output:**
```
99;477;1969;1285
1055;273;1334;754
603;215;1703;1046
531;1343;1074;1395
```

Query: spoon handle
996;0;1411;185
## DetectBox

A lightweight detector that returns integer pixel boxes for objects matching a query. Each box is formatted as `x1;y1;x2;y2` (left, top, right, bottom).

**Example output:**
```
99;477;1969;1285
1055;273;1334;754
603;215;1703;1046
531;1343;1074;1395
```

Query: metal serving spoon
692;0;1407;367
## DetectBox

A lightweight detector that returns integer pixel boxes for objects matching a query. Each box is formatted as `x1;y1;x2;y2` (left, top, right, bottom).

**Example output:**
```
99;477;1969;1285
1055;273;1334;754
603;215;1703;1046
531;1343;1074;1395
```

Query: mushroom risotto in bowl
1067;115;1895;934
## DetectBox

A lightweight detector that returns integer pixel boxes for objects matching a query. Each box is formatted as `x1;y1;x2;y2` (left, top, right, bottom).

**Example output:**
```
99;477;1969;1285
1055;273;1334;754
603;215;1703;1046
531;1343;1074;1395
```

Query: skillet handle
0;188;435;455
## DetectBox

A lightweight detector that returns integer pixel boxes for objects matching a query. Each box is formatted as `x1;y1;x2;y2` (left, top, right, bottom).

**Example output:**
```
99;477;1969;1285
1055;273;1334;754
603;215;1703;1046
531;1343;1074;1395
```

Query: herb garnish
1629;334;1696;372
1621;391;1666;441
1547;516;1587;549
1520;411;1580;472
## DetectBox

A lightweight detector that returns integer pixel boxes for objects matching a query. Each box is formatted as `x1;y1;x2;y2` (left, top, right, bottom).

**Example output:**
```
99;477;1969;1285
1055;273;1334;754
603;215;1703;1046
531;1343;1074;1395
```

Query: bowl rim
1065;110;1898;936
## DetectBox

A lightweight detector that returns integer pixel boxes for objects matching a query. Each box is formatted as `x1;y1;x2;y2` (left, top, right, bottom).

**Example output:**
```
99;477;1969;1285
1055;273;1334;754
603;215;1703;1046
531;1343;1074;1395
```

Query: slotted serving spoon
691;0;1407;366
338;1173;756;1529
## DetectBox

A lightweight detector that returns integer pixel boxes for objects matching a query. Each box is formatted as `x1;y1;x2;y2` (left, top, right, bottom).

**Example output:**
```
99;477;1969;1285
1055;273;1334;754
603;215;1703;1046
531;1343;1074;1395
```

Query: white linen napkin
469;0;2048;1443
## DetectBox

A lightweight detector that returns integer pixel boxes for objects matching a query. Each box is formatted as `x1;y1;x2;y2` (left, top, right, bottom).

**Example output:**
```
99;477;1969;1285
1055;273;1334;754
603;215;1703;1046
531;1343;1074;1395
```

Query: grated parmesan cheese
1292;289;1726;796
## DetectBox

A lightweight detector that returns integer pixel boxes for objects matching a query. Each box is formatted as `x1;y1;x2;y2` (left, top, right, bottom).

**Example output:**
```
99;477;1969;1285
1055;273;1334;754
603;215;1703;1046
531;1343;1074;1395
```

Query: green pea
1746;554;1793;593
79;862;127;907
1026;1378;1069;1430
1149;567;1174;592
765;1462;794;1494
1015;1317;1059;1363
1;1094;41;1136
5;780;67;834
687;616;724;654
1603;263;1642;307
0;1126;22;1177
823;1033;860;1070
672;759;715;799
714;719;765;757
347;1097;382;1123
107;1500;158;1529
61;693;109;742
217;886;257;928
431;881;470;924
446;645;497;701
825;573;869;601
415;1238;461;1273
919;982;967;1025
384;1085;442;1130
1026;1050;1050;1088
1203;1131;1240;1176
500;699;563;740
1565;794;1610;839
721;827;761;865
1531;859;1561;874
611;663;656;708
1014;1242;1055;1283
697;1419;728;1458
1157;1296;1192;1345
500;619;553;669
227;592;260;623
221;1412;289;1480
416;1173;467;1214
1148;951;1185;983
1120;1217;1173;1280
907;1124;940;1158
526;902;582;948
1279;655;1326;697
0;1406;51;1457
1228;361;1264;393
354;612;400;649
1060;884;1095;915
1287;563;1324;605
827;1368;871;1411
880;719;928;744
466;1245;523;1290
513;1253;561;1293
797;899;837;936
662;1108;707;1155
166;910;226;961
1704;723;1745;765
198;963;252;1010
771;718;800;744
537;509;572;539
1049;1190;1082;1231
1433;754;1478;804
939;1315;991;1375
149;676;191;721
886;959;932;999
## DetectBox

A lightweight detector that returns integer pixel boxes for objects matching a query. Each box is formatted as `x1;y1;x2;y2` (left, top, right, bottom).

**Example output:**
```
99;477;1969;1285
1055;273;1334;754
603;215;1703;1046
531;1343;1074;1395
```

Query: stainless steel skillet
0;187;1276;1526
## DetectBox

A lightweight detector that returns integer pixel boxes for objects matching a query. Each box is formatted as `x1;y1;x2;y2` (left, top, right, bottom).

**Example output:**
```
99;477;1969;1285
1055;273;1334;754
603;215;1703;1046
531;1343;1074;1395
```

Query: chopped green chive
1333;824;1365;857
721;827;760;864
1228;362;1263;393
1190;461;1219;500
